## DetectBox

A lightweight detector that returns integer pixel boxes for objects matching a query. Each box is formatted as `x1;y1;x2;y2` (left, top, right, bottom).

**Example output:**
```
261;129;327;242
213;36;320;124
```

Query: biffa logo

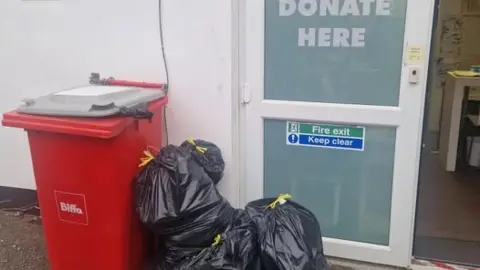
60;202;84;215
54;191;89;225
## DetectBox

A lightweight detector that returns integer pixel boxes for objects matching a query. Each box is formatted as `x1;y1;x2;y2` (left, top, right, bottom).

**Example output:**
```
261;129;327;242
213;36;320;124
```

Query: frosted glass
264;0;407;106
264;119;396;245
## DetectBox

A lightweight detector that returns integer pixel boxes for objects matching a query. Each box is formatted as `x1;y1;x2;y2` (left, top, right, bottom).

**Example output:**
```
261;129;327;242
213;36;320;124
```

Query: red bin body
2;97;167;270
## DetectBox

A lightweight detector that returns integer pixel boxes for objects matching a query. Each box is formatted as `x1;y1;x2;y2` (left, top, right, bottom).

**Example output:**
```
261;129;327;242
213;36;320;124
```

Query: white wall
0;0;239;205
427;0;480;132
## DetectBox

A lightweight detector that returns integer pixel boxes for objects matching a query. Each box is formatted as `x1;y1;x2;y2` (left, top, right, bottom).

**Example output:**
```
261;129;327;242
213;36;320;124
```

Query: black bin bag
180;139;225;185
175;210;261;270
245;194;329;270
135;145;235;266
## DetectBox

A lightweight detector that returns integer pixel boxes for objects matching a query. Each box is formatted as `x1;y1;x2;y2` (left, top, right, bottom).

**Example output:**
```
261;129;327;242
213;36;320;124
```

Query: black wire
159;0;169;145
159;0;169;86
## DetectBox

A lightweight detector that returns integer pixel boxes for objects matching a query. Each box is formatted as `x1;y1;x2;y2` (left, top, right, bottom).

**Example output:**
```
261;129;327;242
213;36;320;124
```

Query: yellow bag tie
187;138;207;153
139;150;155;167
266;193;292;209
211;234;221;246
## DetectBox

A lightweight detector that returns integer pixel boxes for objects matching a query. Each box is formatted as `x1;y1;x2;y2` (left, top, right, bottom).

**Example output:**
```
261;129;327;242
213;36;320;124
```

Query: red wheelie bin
2;85;167;270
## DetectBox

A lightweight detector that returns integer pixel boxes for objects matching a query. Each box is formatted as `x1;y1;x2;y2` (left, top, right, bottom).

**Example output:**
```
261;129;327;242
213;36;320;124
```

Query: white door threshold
328;257;480;270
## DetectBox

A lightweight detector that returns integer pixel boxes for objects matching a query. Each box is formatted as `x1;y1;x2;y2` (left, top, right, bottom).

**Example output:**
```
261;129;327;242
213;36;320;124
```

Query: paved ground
0;209;396;270
0;210;48;270
328;258;400;270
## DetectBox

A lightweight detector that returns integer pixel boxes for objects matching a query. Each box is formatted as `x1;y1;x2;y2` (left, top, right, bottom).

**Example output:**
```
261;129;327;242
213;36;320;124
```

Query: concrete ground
0;209;442;270
329;258;397;269
0;210;373;270
0;211;47;270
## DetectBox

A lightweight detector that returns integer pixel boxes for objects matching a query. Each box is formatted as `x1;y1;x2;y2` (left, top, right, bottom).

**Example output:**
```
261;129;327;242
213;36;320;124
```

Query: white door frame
237;0;435;267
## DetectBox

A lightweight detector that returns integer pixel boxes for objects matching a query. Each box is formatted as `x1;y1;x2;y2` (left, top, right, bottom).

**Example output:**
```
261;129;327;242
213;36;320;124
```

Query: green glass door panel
264;0;408;106
264;119;396;245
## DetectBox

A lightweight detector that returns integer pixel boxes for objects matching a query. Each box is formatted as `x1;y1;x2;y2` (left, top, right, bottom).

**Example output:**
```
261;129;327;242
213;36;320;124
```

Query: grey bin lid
17;85;165;117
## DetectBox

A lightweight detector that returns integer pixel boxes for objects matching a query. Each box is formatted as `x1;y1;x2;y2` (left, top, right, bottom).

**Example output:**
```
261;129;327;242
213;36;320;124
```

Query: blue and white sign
286;121;365;151
287;133;299;143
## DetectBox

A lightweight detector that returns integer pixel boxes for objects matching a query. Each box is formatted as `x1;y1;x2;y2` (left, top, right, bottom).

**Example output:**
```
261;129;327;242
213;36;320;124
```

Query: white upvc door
241;0;435;267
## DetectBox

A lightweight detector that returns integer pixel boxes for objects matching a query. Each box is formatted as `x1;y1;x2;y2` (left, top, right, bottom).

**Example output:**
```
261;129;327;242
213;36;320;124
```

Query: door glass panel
264;0;408;106
264;119;396;245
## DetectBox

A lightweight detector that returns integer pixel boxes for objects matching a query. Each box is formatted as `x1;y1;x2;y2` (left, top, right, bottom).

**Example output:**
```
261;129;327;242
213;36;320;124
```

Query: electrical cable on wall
159;0;170;145
88;1;170;145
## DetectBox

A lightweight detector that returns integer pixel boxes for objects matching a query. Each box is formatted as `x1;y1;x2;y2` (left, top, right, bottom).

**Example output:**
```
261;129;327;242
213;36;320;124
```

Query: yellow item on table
452;70;480;77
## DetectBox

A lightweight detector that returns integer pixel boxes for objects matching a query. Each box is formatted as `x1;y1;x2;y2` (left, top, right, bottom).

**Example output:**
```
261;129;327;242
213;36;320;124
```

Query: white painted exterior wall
0;0;239;205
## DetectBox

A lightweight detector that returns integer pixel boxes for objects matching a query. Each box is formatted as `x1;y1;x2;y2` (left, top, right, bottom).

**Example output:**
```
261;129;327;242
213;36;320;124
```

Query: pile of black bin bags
135;139;329;270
